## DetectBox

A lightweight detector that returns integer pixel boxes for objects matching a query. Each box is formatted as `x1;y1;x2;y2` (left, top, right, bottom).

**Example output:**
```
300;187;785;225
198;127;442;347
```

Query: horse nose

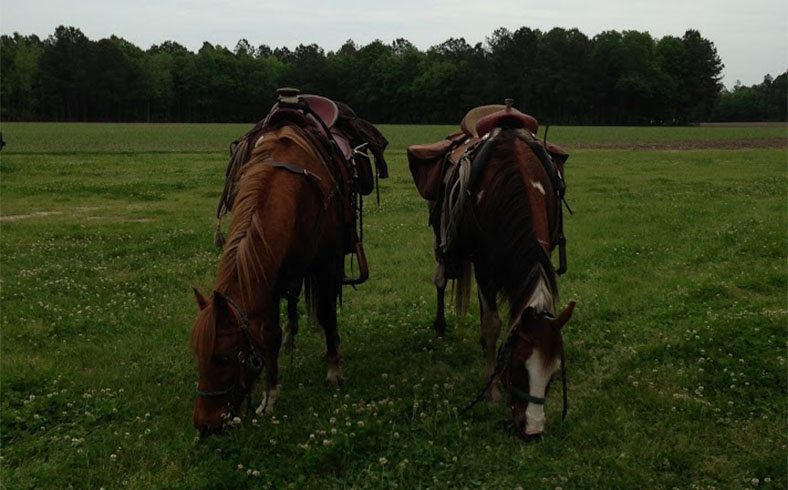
521;432;543;443
195;417;222;436
193;404;224;436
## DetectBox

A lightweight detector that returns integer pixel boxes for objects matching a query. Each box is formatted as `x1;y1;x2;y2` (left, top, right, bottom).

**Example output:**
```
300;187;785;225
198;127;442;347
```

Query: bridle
504;338;568;423
464;310;568;434
195;295;265;412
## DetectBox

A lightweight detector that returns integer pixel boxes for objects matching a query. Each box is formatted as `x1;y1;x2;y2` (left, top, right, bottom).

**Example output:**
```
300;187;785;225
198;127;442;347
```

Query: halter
195;295;265;408
464;310;568;426
504;346;568;422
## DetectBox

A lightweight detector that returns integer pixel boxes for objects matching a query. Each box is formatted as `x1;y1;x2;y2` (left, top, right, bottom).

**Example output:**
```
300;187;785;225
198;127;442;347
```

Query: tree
5;24;773;124
39;26;93;120
0;34;44;120
655;35;688;123
682;29;724;121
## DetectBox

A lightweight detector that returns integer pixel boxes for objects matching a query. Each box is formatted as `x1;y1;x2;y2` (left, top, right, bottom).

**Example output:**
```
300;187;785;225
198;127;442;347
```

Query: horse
190;120;354;436
409;108;575;440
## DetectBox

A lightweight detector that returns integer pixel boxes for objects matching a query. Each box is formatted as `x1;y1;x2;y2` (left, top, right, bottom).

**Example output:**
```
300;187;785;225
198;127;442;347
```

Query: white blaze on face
524;349;562;435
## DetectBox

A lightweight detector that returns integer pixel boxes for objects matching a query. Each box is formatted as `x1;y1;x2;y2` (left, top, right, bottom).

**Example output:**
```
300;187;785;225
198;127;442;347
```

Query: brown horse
191;124;347;435
423;126;575;440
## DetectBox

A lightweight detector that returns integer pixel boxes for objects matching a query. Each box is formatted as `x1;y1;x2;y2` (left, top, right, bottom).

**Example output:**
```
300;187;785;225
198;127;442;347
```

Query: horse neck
474;130;557;317
214;142;313;317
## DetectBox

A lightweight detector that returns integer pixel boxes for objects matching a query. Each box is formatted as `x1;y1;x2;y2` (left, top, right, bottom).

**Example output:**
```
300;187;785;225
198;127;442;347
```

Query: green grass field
1;122;786;489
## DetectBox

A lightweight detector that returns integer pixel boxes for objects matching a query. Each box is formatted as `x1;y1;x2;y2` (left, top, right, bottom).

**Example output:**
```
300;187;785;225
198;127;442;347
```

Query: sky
2;0;786;88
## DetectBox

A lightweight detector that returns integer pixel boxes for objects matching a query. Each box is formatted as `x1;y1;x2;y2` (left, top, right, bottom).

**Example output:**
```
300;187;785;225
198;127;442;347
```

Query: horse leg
478;288;502;402
283;283;302;353
315;270;343;386
433;262;447;338
256;297;283;415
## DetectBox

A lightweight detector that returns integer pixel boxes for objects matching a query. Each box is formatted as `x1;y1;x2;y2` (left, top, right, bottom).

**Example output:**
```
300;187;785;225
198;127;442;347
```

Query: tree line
1;25;785;125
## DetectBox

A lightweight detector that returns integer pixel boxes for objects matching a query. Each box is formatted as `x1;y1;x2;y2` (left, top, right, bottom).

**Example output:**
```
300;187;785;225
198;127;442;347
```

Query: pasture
1;122;786;489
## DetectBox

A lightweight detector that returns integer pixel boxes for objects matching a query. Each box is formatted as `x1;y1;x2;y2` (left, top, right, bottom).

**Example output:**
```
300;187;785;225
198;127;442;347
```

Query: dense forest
1;25;785;124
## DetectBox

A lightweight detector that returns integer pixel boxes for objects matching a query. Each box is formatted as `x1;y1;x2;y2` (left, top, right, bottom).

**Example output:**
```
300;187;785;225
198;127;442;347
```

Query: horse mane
476;129;558;317
191;124;323;363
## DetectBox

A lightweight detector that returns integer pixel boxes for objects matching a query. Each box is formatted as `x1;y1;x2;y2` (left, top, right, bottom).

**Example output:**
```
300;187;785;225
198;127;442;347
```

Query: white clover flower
110;454;117;462
379;457;388;465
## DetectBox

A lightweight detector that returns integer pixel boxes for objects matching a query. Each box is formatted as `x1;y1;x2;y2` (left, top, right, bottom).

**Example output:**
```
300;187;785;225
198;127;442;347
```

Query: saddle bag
545;142;569;166
407;132;465;200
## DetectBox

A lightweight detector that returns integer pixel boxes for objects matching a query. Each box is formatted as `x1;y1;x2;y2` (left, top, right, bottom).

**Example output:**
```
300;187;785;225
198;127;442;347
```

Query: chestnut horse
430;127;575;440
191;124;346;435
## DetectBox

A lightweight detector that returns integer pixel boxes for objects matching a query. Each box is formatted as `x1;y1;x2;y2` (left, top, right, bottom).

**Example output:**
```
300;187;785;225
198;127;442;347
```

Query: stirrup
343;241;369;286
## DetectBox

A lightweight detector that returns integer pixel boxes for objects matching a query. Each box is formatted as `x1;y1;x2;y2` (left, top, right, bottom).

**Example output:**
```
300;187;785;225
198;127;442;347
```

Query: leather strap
509;385;546;405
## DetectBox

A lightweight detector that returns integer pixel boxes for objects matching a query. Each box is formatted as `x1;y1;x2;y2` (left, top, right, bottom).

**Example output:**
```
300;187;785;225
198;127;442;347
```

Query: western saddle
215;88;389;286
407;99;570;275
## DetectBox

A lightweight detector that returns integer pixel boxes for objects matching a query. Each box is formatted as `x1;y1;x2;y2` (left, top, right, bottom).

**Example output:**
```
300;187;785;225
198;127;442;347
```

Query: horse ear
193;288;208;310
555;301;576;329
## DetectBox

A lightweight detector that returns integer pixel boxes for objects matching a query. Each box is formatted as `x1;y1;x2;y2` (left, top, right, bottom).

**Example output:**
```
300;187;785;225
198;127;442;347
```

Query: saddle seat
461;104;539;138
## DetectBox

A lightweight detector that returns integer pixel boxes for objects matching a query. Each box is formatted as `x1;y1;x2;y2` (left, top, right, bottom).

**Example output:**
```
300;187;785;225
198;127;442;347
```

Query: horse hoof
255;388;280;415
325;372;344;387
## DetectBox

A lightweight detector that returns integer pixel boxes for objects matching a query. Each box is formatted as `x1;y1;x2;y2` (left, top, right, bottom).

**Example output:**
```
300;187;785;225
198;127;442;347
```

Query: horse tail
453;260;473;317
304;276;319;328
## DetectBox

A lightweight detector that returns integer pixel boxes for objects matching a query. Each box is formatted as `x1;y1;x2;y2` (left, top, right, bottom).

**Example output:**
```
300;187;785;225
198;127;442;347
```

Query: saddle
216;88;389;285
407;100;570;275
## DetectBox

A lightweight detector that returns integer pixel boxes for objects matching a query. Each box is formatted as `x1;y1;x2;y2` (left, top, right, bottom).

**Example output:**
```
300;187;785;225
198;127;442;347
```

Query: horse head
502;301;575;441
190;288;263;436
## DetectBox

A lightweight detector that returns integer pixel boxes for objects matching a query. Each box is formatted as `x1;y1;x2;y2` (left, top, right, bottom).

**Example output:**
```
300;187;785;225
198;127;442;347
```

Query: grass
2;122;785;154
0;122;786;489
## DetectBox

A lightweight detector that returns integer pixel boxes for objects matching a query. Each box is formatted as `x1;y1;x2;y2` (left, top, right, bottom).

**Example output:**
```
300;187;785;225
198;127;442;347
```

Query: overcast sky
2;0;786;87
